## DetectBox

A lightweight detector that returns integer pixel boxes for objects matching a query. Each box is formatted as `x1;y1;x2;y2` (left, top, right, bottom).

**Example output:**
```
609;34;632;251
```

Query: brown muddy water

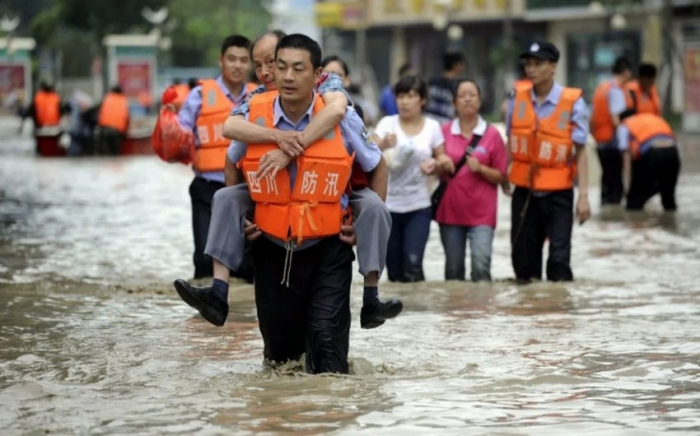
1;119;700;435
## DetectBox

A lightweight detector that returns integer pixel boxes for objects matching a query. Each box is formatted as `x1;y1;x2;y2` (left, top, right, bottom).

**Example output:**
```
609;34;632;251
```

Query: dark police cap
519;42;560;62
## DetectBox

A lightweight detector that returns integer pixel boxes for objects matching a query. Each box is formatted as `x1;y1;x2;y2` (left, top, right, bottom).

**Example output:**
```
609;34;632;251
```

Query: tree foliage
4;0;271;74
168;0;271;67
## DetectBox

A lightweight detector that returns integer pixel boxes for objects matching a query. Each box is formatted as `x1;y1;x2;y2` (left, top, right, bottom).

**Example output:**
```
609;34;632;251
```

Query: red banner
0;64;27;105
117;61;151;98
684;45;700;113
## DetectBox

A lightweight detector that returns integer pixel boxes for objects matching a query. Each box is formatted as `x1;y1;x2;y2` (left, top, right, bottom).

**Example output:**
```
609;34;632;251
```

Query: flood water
1;118;700;435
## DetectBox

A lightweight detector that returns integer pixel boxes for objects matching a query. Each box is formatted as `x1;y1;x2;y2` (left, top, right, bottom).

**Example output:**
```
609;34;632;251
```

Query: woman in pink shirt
435;79;508;281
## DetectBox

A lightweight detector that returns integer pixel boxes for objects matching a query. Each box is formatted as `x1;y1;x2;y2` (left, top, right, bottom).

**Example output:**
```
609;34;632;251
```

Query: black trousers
511;187;574;282
626;147;681;211
253;236;355;374
189;177;225;279
597;147;623;205
97;127;124;156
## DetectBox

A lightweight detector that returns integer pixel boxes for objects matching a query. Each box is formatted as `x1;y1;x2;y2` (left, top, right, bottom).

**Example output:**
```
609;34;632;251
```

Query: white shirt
374;115;445;213
450;115;488;136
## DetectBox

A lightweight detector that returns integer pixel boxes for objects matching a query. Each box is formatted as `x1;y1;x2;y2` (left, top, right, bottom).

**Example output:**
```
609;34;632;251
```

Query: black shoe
173;279;229;326
360;298;403;329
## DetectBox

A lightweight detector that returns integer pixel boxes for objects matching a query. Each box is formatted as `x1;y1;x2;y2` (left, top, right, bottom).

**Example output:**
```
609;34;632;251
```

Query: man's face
219;45;251;86
275;47;321;104
525;57;556;86
252;35;279;90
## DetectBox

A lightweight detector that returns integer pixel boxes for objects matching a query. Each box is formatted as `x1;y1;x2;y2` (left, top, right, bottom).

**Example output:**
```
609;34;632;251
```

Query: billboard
116;61;152;98
0;63;27;109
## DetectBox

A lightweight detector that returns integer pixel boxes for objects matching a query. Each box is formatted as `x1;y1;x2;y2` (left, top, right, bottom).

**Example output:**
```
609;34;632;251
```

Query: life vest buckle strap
295;201;319;245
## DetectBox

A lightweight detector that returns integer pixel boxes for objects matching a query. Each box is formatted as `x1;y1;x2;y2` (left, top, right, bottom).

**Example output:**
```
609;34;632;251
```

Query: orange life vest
514;79;531;91
622;113;674;159
34;91;61;127
194;80;258;172
624;80;661;116
98;92;129;133
240;92;353;244
508;83;582;191
591;80;620;143
194;79;233;172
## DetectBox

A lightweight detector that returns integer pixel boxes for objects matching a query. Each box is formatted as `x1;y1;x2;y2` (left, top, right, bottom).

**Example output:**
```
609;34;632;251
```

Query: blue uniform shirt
228;93;381;249
178;76;250;183
608;83;627;116
506;81;590;146
617;124;675;156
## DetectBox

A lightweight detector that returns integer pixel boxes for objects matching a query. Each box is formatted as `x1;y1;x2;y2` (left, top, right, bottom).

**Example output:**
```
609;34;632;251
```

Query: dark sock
363;286;379;306
211;278;229;302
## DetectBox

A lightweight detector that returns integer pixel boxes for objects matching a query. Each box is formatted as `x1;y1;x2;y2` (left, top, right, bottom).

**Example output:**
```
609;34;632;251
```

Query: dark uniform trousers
597;146;623;205
253;235;355;374
511;187;574;282
626;147;681;211
97;127;124;156
189;176;225;279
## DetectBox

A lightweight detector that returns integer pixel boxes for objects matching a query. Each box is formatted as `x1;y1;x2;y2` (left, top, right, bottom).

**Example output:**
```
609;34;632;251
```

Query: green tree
168;0;271;67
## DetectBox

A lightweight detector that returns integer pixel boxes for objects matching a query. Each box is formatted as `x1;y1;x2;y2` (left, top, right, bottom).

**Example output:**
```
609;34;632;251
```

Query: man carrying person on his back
230;34;385;373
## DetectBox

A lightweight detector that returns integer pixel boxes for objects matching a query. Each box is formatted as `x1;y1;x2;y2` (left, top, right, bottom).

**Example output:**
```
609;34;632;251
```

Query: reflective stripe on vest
240;92;353;244
98;93;129;133
194;79;234;172
623;113;674;159
508;83;581;191
625;81;661;116
34;91;61;127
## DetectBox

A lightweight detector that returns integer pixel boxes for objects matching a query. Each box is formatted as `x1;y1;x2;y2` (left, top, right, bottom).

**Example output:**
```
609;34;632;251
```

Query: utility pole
502;0;514;98
354;0;368;84
661;0;674;116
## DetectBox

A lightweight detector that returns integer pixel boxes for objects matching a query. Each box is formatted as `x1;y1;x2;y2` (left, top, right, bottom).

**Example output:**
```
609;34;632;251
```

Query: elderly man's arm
365;156;388;201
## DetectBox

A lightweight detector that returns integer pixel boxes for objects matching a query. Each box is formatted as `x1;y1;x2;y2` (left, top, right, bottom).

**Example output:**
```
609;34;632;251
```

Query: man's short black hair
612;56;633;74
275;33;322;69
639;63;657;79
398;63;412;77
220;34;252;56
443;53;464;71
394;75;428;101
321;55;349;76
250;30;287;57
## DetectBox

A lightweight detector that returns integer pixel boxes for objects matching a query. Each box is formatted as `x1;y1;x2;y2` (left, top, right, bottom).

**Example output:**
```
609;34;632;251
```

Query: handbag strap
450;126;485;178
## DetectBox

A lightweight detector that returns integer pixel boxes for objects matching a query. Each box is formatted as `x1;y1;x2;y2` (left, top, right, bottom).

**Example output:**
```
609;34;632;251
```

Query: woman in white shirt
375;75;453;282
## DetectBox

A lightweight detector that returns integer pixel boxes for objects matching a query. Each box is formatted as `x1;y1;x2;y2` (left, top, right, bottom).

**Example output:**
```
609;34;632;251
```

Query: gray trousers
204;185;391;277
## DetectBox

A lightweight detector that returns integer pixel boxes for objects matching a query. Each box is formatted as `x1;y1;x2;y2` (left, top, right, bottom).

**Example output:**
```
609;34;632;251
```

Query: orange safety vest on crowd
193;80;257;172
34;90;61;127
508;83;582;191
98;92;129;133
624;80;661;116
622;113;674;159
240;92;353;244
591;81;620;143
514;79;531;91
194;79;233;172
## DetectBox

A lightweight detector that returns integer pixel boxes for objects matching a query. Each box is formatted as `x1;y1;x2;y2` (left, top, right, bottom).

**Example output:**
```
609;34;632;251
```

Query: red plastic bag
152;86;195;164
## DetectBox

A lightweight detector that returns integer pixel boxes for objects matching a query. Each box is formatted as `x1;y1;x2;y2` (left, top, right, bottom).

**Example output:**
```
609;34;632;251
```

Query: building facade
316;0;698;127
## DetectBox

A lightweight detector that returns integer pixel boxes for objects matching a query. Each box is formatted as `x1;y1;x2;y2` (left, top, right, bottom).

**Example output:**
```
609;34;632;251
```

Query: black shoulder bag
431;131;484;220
